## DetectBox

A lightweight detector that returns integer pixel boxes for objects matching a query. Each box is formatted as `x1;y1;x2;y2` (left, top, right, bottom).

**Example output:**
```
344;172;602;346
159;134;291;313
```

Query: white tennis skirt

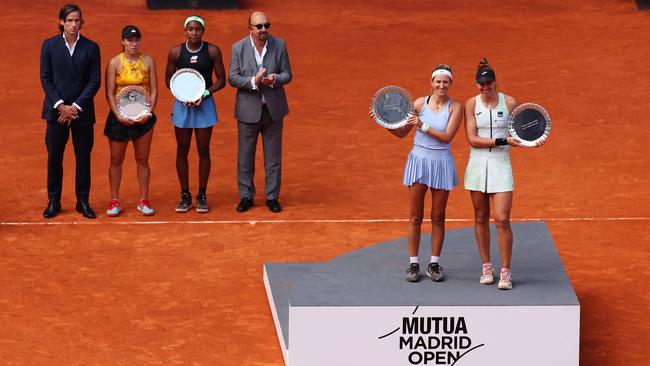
464;148;514;193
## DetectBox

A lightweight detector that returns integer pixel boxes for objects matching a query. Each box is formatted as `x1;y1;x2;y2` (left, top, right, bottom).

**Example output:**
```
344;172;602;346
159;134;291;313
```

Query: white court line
1;217;649;226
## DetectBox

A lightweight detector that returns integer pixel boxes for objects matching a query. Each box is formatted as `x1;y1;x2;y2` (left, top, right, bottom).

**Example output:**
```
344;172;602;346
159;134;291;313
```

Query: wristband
203;89;210;98
495;138;508;146
420;124;430;133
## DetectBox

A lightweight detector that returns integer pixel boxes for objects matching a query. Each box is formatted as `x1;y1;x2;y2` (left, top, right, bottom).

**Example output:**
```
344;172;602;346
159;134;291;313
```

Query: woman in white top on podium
463;58;524;290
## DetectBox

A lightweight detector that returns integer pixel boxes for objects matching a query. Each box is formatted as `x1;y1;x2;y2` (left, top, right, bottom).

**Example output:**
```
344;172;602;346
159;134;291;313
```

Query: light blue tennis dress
402;97;458;190
464;93;514;193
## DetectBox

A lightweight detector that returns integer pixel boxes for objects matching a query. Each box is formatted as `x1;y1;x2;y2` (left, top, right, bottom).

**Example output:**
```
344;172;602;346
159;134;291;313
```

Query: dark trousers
237;106;283;200
45;119;94;202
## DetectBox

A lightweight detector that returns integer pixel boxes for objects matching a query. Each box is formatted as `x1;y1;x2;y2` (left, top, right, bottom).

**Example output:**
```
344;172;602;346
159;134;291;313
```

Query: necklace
123;53;138;72
185;40;204;53
429;96;449;111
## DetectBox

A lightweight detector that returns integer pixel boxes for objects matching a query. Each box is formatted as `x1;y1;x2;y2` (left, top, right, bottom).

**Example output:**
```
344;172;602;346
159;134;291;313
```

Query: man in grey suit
228;11;292;213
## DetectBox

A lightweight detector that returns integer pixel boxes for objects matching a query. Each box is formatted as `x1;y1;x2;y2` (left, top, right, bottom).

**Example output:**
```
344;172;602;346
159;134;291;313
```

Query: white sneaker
137;198;155;216
498;270;513;290
106;199;121;217
480;264;495;285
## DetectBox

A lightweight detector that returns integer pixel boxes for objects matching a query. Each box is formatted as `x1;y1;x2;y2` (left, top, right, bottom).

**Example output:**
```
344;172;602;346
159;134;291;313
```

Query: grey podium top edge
266;221;579;307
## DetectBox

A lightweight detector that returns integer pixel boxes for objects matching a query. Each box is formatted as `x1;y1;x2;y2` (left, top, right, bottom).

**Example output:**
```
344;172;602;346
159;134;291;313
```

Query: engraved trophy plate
370;86;415;129
508;103;551;147
116;86;151;120
170;68;206;103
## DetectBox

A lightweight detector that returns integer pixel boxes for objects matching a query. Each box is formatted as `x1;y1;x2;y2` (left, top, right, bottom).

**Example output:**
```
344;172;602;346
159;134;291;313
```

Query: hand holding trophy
369;86;415;129
508;103;551;147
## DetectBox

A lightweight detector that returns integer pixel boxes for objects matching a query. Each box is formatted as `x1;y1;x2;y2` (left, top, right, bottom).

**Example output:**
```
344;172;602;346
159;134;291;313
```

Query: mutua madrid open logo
378;306;484;365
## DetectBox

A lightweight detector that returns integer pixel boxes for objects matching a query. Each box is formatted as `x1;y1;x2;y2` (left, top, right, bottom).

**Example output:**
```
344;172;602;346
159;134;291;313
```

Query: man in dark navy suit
40;4;101;218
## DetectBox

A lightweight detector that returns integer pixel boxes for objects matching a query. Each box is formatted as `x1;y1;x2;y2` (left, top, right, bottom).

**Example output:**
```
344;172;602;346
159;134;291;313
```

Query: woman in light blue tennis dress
463;58;523;290
373;65;462;284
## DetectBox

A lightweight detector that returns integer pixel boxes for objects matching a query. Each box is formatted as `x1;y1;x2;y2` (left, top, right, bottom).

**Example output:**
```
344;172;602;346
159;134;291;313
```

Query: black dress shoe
236;198;254;212
266;199;282;213
76;201;96;219
43;200;61;219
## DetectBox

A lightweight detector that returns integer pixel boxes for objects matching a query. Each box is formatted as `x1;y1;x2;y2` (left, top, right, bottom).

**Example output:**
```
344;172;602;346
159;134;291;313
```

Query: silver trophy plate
508;103;551;147
370;86;415;129
116;86;151;120
170;68;206;103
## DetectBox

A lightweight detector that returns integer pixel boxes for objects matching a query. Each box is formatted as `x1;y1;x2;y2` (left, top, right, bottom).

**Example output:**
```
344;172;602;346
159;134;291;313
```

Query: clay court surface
0;0;649;364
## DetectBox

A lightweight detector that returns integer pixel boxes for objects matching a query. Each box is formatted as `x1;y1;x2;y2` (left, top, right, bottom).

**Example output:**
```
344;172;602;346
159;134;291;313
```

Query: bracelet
495;138;508;146
420;124;430;133
203;89;210;98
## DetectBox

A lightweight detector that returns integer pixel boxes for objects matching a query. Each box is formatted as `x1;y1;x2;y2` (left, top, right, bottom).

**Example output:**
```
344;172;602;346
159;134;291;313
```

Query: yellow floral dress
103;53;156;142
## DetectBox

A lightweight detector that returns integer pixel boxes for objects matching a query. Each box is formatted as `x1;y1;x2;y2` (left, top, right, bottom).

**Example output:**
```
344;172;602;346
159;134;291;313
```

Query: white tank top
473;92;510;154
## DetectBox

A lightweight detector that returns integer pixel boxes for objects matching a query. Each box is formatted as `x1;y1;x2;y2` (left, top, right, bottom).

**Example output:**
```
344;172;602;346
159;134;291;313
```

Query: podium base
264;221;580;366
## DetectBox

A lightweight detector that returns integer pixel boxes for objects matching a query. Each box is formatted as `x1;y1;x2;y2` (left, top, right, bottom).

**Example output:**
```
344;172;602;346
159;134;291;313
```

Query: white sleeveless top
472;92;510;155
464;92;514;193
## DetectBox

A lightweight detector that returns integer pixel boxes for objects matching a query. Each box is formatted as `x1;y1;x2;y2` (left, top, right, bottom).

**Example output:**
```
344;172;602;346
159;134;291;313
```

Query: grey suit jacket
228;35;292;123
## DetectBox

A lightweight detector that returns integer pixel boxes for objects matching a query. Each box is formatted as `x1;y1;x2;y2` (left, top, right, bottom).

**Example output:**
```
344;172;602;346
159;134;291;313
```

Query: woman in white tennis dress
463;58;522;290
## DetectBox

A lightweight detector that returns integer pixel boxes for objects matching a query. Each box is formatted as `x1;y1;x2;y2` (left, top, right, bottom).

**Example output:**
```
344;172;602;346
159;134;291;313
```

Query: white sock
430;256;440;264
410;256;418;264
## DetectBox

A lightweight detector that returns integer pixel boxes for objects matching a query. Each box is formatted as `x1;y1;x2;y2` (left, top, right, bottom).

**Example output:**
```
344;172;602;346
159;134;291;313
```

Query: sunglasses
250;23;271;30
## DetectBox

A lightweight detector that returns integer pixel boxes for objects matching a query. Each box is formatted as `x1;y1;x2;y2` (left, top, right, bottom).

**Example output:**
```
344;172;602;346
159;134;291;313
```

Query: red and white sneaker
106;199;121;217
137;198;155;216
498;269;513;290
480;263;495;285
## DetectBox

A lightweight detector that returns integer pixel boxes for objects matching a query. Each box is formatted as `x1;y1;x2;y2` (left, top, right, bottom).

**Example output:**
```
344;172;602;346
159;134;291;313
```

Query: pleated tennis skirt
402;145;458;190
171;95;218;129
104;111;156;142
464;148;514;193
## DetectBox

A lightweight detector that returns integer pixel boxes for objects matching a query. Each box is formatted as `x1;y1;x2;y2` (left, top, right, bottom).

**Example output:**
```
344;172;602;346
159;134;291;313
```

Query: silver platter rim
370;85;415;130
508;102;551;147
116;85;151;120
170;68;206;103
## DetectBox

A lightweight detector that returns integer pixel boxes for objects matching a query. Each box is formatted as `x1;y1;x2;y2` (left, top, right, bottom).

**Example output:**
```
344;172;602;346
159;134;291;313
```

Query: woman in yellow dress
104;25;158;216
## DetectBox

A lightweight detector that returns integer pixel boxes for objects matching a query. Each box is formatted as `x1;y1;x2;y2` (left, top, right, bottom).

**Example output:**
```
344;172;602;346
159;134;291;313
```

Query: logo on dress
497;111;504;117
190;55;198;64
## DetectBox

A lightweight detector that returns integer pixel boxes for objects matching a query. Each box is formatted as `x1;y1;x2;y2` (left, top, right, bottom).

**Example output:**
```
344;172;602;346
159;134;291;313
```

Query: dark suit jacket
228;35;291;123
40;34;101;123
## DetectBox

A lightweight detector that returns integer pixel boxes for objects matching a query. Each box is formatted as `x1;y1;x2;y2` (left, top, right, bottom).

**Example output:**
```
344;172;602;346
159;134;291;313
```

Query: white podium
264;221;580;366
